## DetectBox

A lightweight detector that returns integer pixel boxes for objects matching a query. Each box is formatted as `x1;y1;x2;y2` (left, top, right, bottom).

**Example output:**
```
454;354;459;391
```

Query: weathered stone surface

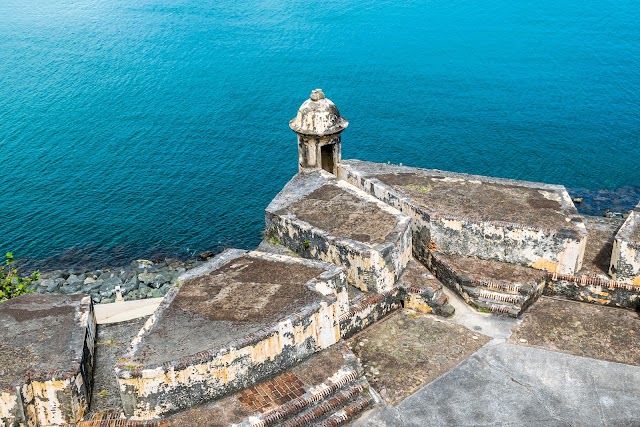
511;296;640;365
339;160;587;275
348;310;489;405
579;215;624;277
353;342;640;427
339;287;404;340
116;249;348;420
399;258;454;317
265;170;412;293
545;272;640;310
542;214;640;310
0;294;96;426
610;202;640;285
87;317;149;419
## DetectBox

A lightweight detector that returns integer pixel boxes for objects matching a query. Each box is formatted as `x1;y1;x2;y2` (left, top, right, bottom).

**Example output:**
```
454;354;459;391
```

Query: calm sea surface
1;0;639;270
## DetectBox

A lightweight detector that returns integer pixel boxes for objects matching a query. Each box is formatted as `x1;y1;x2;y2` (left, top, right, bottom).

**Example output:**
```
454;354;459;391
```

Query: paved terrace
350;293;640;427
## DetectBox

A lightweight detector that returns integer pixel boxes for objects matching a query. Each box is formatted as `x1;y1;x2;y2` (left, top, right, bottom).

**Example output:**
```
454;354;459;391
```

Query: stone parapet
400;259;454;317
610;204;640;285
338;160;587;275
115;250;347;420
0;294;95;427
545;273;640;310
265;170;412;293
338;288;404;340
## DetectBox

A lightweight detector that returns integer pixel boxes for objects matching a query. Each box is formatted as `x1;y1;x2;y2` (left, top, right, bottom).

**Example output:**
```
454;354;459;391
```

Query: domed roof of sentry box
289;89;349;136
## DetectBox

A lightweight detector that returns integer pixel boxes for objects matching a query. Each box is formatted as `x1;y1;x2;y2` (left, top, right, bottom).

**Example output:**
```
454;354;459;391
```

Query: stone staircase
239;375;372;427
232;343;373;427
427;252;546;317
158;345;374;427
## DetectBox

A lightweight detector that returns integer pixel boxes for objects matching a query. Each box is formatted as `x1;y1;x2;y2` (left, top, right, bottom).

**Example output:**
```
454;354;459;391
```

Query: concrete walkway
352;342;640;427
94;297;163;324
350;288;640;427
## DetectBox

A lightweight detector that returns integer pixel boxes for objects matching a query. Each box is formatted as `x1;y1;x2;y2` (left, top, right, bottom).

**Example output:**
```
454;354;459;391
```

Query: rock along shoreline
27;255;215;304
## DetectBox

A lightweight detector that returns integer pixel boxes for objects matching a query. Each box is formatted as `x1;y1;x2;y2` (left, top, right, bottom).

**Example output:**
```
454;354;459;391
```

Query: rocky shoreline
18;187;640;305
28;256;211;304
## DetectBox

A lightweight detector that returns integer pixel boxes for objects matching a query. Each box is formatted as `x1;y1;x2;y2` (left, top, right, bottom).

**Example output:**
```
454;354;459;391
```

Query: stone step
462;286;526;305
160;345;372;427
242;371;363;427
271;378;371;427
426;252;546;317
311;393;374;427
235;346;374;427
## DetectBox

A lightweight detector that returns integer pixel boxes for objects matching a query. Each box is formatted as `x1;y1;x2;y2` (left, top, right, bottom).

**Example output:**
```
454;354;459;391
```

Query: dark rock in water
138;284;152;295
165;258;184;268
122;278;139;293
47;270;67;280
84;281;103;293
131;259;154;270
98;271;115;281
40;278;57;292
103;276;123;288
60;284;81;294
605;210;624;218
138;271;155;284
159;283;173;294
67;274;84;286
198;251;214;260
98;277;122;297
569;187;640;217
150;273;169;289
121;269;136;281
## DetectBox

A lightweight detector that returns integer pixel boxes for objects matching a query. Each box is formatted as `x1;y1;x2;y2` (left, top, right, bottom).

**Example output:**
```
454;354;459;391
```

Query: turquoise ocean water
1;0;639;270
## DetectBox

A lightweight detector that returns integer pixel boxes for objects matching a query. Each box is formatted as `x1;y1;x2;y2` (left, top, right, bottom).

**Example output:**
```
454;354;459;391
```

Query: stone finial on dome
289;89;349;137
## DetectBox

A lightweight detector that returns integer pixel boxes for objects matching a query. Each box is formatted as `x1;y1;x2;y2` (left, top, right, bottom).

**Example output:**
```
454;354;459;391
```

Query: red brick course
236;372;305;413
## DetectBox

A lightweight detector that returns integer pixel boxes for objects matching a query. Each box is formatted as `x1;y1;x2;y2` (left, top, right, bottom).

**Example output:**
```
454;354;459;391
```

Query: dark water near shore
1;0;639;271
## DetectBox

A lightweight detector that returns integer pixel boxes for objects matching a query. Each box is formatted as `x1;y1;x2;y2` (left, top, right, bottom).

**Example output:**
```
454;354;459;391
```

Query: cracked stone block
610;203;640;286
115;249;348;420
400;258;454;317
338;160;588;275
0;294;96;427
265;170;412;293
